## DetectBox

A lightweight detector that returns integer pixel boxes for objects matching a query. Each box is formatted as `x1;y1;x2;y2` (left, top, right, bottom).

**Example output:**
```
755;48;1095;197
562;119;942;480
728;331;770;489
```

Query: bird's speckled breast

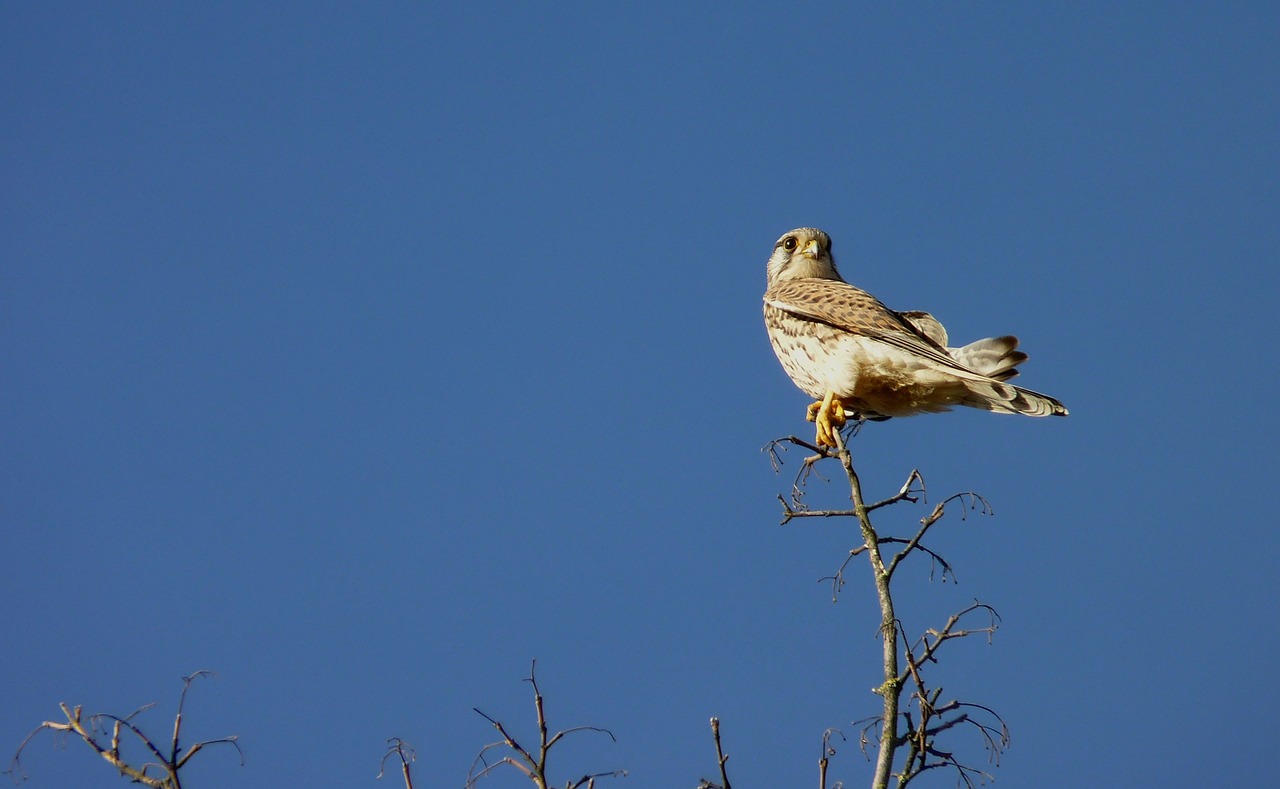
764;303;856;400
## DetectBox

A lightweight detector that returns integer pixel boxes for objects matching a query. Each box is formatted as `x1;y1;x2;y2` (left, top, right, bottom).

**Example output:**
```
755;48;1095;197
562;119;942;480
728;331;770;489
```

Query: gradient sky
4;3;1277;787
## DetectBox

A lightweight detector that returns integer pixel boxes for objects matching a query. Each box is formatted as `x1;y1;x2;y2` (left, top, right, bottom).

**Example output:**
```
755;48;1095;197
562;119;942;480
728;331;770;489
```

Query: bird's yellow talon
810;392;846;448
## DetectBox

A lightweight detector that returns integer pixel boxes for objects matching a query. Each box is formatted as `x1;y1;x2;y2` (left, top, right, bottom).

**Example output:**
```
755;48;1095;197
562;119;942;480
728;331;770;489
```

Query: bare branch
91;712;171;766
866;469;926;512
763;435;838;463
896;696;1009;789
568;767;629;788
467;663;624;789
695;717;733;789
174;735;243;771
885;492;990;581
467;752;530;786
5;674;238;789
767;427;1010;789
471;708;538;775
763;436;842;510
377;738;416;789
878;537;958;584
778;497;856;525
711;717;731;789
820;728;846;789
547;725;618;750
920;492;993;532
819;550;860;602
170;671;215;768
850;716;882;761
900;602;1001;684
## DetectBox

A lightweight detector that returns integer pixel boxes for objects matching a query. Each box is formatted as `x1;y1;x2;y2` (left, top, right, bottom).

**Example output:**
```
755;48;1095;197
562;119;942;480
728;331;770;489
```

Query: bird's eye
782;237;798;251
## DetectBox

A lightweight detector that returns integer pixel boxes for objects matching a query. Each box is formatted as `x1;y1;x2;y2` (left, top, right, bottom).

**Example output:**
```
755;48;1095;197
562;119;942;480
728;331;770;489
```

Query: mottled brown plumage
762;227;1067;446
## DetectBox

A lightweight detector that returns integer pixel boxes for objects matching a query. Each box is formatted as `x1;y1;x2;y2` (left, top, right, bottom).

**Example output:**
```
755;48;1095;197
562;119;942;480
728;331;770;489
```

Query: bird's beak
801;239;821;259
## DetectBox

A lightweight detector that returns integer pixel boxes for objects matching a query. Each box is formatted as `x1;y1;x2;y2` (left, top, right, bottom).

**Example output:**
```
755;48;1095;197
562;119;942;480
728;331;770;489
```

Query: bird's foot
808;393;848;448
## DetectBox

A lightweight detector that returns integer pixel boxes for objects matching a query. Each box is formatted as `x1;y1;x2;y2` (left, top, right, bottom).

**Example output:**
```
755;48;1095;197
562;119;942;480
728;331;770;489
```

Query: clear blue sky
4;3;1277;787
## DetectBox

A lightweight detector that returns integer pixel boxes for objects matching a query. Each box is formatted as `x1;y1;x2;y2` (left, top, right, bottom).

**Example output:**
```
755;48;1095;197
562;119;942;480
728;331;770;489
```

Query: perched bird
763;227;1067;447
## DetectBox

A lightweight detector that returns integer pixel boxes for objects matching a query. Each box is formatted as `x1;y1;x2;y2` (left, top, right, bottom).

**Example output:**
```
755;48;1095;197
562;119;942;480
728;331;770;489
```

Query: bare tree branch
820;728;846;789
5;672;241;789
377;738;416;789
766;431;1010;789
467;661;625;789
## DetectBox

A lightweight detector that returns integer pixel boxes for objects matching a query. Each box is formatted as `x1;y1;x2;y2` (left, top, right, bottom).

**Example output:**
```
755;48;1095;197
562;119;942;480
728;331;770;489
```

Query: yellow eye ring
782;236;798;251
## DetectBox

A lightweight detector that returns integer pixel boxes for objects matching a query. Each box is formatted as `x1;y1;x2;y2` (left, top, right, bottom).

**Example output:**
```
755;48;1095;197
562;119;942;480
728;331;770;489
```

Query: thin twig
377;738;416;789
706;717;737;789
819;728;845;789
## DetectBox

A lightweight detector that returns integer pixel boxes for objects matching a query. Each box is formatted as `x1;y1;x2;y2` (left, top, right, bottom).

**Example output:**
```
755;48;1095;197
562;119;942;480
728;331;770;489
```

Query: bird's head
765;227;841;286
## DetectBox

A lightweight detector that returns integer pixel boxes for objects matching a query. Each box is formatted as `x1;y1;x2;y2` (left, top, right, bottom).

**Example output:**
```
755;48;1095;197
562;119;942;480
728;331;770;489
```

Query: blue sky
3;3;1277;787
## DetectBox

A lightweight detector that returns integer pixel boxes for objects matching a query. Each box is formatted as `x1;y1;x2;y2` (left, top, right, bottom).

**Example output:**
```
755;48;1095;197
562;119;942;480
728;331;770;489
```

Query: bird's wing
898;310;948;347
764;279;986;378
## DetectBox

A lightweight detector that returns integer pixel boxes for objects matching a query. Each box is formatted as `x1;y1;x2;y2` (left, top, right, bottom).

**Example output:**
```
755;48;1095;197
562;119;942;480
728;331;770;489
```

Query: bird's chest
766;308;860;397
765;306;926;403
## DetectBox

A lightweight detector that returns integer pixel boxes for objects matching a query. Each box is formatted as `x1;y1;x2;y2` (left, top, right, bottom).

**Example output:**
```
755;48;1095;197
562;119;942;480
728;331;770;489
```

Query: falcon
763;227;1068;447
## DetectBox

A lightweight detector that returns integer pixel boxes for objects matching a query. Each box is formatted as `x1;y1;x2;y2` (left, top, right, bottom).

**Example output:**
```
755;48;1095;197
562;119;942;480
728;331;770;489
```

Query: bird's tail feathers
950;335;1027;382
961;379;1069;417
